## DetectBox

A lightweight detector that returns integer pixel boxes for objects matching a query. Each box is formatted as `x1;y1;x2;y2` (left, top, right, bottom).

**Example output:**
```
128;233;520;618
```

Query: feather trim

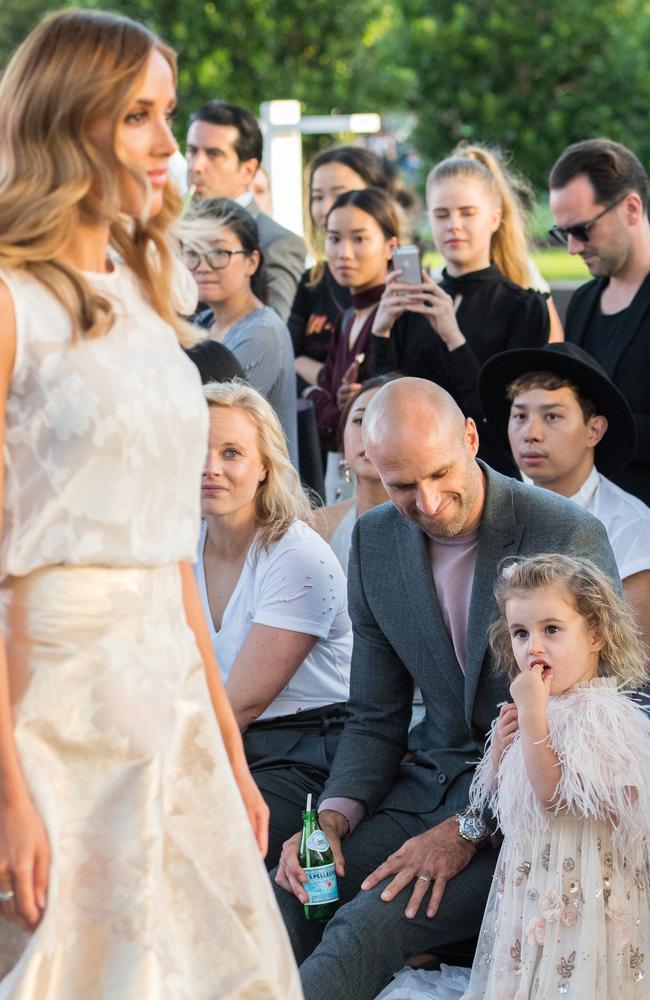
469;680;650;863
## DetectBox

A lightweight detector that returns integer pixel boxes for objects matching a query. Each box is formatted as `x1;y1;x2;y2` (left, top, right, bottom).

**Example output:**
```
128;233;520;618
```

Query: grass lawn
423;248;590;284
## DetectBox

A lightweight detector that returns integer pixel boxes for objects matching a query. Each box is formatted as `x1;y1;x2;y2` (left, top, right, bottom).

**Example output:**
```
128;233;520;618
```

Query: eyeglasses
181;247;251;271
548;194;627;246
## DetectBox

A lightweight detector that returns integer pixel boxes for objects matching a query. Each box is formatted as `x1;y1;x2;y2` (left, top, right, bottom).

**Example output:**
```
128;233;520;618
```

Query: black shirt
371;265;550;473
584;306;631;376
288;266;352;367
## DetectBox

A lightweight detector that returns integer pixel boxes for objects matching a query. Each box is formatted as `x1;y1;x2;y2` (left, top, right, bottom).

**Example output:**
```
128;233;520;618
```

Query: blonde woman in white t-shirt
197;380;352;869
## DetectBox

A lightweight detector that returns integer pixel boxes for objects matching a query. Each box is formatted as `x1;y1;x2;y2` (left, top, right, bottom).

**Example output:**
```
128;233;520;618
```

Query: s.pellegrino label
299;794;339;922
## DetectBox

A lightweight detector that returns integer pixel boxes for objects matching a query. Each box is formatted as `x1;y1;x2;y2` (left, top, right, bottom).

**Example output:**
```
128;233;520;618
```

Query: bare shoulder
0;277;17;396
317;498;355;542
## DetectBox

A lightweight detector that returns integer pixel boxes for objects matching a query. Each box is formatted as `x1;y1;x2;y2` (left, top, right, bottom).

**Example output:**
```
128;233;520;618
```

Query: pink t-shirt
426;525;480;675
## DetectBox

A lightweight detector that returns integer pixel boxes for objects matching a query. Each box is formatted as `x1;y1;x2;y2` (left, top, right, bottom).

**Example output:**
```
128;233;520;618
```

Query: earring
344;465;352;484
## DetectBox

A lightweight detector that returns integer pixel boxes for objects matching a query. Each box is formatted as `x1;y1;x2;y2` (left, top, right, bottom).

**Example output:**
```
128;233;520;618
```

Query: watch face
460;813;486;840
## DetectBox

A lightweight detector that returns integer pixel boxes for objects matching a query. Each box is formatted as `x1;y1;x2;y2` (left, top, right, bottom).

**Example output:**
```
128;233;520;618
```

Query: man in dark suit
185;100;306;321
274;377;619;1000
549;138;650;504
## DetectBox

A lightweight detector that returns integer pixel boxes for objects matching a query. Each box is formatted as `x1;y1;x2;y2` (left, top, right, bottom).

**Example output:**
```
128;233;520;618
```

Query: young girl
466;553;650;999
377;553;650;1000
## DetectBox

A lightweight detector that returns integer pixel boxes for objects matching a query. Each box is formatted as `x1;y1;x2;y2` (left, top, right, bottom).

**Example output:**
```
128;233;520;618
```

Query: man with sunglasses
549;138;650;504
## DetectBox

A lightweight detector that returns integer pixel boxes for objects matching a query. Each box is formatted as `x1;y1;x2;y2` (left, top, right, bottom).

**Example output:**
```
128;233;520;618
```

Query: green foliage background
2;0;650;189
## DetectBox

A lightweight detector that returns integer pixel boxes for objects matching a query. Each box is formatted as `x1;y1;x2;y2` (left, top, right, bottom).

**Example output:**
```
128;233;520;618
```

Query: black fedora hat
478;342;637;477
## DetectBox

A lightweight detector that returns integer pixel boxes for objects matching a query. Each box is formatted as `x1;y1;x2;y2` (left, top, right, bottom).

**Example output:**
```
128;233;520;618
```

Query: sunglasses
548;194;627;246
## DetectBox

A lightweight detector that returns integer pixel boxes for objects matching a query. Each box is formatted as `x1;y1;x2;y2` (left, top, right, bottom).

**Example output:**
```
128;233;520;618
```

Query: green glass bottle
299;794;339;922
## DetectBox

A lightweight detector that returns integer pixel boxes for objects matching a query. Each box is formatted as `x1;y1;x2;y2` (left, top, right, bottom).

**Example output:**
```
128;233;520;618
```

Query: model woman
0;10;301;998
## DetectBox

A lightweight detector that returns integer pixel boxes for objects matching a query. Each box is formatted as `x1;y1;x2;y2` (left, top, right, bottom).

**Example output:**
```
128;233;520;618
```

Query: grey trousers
272;808;498;1000
244;707;346;870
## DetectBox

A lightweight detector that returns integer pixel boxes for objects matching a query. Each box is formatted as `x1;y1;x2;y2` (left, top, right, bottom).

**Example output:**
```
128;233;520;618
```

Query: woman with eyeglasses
371;146;552;473
184;199;298;467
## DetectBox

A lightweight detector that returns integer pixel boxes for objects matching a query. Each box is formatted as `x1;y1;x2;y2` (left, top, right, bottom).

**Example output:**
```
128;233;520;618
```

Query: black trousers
244;704;348;870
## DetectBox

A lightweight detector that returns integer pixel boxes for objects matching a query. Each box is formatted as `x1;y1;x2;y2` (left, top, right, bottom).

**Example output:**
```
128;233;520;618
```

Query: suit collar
463;463;523;720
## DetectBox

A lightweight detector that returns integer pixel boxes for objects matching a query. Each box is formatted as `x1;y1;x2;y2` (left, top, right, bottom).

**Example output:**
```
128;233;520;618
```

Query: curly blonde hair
488;554;648;688
426;142;533;289
202;380;315;552
0;9;197;346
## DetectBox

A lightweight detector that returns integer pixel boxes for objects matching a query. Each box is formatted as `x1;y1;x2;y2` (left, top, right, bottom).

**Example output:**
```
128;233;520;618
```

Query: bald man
274;379;619;1000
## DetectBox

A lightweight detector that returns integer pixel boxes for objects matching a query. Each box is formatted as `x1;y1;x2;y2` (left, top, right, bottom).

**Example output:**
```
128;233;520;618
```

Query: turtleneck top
371;265;549;473
309;284;385;452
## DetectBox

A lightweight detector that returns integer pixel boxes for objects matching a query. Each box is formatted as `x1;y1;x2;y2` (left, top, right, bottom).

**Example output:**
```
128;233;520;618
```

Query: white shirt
195;519;352;720
570;467;650;580
1;260;206;579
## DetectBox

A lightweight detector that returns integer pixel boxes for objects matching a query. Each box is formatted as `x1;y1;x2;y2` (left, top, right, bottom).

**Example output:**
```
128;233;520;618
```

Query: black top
288;266;352;366
565;274;650;505
584;307;631;384
371;265;550;474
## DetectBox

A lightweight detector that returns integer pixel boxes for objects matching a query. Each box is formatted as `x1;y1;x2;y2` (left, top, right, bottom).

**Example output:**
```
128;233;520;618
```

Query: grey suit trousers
272;807;499;1000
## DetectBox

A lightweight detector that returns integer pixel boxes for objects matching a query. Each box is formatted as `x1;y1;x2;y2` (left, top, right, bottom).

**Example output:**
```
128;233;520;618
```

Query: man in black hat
479;342;650;646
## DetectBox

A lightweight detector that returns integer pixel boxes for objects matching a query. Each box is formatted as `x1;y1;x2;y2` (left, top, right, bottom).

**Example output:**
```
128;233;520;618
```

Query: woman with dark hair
290;145;411;391
303;187;400;498
318;375;398;573
185;339;246;384
184;198;298;466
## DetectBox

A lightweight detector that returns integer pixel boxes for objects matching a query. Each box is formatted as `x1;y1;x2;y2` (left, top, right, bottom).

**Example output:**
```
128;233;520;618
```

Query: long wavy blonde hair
426;142;533;289
202;380;315;552
0;9;195;345
489;554;648;689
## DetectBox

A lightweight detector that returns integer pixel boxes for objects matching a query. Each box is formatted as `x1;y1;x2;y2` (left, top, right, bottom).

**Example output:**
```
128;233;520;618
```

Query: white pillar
259;100;304;236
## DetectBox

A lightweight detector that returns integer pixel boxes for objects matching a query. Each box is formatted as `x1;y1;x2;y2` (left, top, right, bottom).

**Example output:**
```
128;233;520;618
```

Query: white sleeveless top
1;260;208;578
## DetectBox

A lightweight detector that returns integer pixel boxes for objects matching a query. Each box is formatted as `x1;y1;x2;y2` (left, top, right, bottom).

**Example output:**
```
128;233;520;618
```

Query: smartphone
392;244;422;285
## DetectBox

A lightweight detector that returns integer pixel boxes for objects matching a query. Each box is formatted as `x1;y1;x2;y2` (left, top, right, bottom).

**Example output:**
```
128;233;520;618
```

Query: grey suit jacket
247;202;306;322
321;462;620;819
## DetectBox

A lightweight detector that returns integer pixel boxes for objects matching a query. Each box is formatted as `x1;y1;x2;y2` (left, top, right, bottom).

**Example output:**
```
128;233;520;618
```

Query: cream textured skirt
0;565;303;1000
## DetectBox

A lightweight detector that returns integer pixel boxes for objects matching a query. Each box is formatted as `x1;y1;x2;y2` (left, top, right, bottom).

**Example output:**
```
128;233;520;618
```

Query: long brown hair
0;9;195;345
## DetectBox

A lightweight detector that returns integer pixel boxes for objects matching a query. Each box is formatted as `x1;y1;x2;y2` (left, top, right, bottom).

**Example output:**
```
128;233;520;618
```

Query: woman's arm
547;297;565;343
226;624;318;730
0;281;50;930
178;561;269;855
295;355;323;386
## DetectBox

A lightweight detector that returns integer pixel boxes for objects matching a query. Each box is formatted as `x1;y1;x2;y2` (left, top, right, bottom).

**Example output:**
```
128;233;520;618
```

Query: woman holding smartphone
371;150;551;471
303;187;399;493
290;146;409;392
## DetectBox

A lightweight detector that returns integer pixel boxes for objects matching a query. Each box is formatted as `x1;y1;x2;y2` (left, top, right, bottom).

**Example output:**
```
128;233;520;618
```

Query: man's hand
359;816;476;919
274;810;349;902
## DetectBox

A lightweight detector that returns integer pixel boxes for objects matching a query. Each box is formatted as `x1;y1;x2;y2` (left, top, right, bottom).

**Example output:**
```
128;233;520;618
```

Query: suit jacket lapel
463;466;524;723
395;516;465;713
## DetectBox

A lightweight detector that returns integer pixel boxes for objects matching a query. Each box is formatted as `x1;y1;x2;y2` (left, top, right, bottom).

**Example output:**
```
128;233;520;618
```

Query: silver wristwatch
457;808;490;847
